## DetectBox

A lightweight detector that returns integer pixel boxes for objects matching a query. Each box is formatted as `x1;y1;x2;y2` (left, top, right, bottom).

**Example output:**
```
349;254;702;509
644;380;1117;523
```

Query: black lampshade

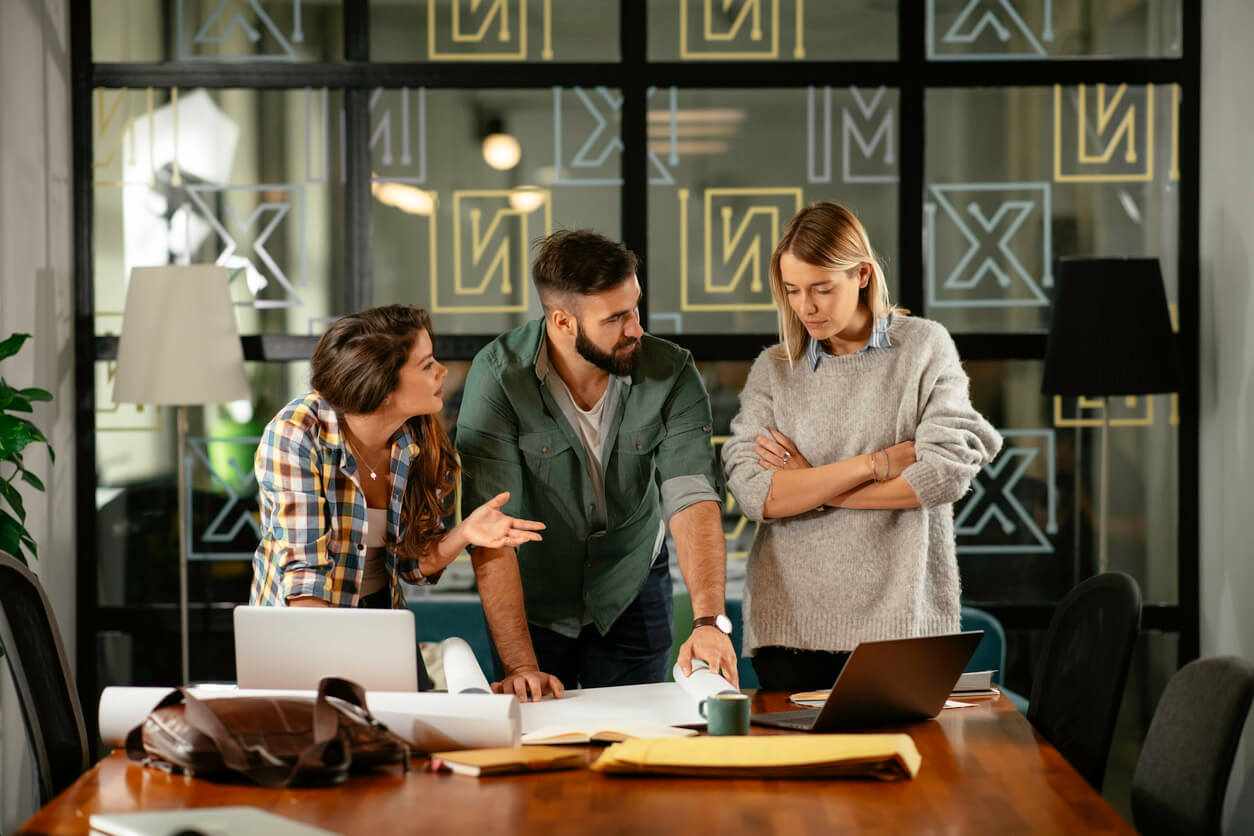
1041;257;1181;396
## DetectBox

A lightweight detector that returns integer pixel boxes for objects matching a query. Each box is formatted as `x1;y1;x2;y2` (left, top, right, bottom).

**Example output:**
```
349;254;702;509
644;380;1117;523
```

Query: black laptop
751;631;985;732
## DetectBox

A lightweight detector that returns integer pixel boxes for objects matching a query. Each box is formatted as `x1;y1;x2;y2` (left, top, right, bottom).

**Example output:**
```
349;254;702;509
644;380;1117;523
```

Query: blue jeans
491;547;674;689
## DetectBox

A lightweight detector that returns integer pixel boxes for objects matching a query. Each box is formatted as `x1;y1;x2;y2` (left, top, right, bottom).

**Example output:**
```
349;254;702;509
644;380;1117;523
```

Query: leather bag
125;676;410;787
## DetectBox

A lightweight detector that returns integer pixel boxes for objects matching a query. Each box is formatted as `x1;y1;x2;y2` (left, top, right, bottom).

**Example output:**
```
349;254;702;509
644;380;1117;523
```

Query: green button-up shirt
456;319;722;638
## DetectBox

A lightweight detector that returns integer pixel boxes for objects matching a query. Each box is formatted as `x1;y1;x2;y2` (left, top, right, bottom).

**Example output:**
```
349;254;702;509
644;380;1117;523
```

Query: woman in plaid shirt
252;306;546;685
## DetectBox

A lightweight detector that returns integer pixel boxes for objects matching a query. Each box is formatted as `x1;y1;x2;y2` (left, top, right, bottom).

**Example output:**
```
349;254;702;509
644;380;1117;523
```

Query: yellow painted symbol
431;189;552;313
1054;83;1154;183
680;0;782;60
429;0;553;61
679;187;802;311
93;88;162;186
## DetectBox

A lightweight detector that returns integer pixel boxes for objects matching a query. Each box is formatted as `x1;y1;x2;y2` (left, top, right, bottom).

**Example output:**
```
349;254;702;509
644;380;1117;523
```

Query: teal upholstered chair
960;605;1028;713
408;594;495;674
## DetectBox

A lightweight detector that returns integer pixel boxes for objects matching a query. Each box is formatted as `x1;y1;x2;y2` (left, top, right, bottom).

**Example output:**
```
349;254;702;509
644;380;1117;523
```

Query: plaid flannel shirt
250;392;439;608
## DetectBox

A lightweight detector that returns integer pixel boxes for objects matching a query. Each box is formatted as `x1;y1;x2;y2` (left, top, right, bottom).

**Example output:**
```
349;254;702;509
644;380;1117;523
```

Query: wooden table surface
19;692;1134;835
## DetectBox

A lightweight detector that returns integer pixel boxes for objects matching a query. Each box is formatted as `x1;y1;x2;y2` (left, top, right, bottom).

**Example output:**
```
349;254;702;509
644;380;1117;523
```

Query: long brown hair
310;305;458;558
769;201;901;363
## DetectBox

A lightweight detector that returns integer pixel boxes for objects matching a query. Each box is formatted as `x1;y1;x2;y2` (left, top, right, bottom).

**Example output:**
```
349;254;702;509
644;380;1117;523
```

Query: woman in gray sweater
722;202;1003;691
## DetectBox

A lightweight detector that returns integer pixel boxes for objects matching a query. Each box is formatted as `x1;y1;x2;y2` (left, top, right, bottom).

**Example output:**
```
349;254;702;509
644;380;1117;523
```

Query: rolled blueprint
99;636;520;752
440;636;493;694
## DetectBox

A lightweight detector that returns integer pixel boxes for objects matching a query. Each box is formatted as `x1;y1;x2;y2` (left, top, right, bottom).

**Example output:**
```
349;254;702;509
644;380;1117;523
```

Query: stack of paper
591;734;921;780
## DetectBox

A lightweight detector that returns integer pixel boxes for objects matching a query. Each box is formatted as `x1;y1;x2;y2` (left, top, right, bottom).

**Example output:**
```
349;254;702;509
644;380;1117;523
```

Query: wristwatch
693;614;733;635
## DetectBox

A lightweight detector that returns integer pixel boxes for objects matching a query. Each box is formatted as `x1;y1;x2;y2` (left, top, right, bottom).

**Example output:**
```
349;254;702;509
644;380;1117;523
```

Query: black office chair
1131;655;1254;836
1027;571;1141;792
0;552;91;804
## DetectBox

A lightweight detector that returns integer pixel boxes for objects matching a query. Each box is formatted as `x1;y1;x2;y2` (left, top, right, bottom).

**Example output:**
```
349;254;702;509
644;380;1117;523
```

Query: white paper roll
439;636;493;694
98;687;521;752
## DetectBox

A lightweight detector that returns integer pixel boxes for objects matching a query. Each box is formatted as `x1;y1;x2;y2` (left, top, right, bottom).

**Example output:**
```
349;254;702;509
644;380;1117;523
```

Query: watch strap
693;615;731;634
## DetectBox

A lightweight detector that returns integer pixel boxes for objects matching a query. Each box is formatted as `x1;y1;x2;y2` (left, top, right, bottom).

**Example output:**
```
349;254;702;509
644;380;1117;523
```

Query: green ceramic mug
699;692;751;736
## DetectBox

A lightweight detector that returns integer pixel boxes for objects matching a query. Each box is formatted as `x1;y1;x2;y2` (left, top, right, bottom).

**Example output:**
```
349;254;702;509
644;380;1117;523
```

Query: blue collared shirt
806;317;893;371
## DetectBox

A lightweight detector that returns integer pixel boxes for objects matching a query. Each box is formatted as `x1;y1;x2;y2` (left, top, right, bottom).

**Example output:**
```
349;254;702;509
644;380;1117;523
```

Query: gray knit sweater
722;316;1003;656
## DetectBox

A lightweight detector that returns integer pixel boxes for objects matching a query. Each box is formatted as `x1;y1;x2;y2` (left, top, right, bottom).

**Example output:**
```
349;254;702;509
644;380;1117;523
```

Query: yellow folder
590;734;921;780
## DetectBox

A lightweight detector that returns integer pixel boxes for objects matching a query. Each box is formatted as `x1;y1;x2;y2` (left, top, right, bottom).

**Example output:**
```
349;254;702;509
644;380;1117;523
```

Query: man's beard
575;326;641;376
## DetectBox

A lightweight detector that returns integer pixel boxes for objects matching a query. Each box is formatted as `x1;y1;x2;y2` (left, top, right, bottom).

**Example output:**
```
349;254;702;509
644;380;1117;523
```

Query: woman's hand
460;492;545;550
880;440;916;480
756;428;811;471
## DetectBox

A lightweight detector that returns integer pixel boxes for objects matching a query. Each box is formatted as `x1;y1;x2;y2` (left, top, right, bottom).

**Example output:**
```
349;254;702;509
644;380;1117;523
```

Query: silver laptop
751;631;984;731
233;605;419;691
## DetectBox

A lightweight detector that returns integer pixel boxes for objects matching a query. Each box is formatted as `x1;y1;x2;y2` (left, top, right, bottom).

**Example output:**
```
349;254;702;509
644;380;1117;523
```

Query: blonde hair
768;201;901;362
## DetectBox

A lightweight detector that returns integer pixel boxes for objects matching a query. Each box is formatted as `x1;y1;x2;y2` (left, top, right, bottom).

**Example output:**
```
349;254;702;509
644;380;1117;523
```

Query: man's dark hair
532;229;640;313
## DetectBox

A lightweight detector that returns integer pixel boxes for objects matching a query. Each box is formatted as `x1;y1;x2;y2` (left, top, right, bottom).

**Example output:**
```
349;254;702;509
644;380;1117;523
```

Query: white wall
0;0;75;831
1200;2;1254;832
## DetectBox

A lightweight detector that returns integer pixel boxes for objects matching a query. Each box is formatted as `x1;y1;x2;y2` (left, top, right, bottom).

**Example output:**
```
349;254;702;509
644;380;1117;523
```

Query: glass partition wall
75;1;1199;799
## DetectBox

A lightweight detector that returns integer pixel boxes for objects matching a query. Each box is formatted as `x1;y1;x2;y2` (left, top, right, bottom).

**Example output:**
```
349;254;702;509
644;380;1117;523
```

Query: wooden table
19;693;1134;835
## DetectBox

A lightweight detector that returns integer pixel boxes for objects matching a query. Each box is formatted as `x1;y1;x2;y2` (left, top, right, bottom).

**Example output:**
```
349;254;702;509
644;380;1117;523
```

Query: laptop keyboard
750;709;821;731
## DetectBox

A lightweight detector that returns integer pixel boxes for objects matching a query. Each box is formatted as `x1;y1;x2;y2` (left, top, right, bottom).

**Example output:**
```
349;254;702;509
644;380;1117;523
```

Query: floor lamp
112;265;250;685
1041;257;1181;576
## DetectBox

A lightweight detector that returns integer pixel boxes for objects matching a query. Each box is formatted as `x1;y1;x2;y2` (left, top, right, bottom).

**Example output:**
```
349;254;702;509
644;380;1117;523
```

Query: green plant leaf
19;387;53;402
4;394;33;413
19;529;36;559
0;380;14;410
20;469;45;492
0;510;24;557
0;333;30;363
0;479;25;522
0;414;36;460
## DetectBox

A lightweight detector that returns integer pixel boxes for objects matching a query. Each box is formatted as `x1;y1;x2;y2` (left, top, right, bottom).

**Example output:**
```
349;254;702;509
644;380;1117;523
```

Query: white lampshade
113;265;250;405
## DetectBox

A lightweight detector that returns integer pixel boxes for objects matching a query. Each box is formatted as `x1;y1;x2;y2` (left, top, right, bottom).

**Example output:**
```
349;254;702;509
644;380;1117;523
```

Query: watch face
715;613;733;634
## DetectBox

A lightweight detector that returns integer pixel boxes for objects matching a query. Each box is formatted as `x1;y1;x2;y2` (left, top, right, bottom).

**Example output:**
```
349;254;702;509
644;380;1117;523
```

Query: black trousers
359;586;434;691
751;646;851;692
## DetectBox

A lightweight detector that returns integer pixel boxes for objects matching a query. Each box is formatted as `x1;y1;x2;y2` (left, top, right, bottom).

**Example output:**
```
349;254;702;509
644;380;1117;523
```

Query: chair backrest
1131;655;1254;836
1027;571;1141;792
960;606;1006;686
0;552;90;804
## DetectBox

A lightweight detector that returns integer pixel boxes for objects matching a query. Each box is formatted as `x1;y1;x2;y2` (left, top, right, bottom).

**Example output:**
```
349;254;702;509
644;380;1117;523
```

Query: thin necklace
349;437;389;481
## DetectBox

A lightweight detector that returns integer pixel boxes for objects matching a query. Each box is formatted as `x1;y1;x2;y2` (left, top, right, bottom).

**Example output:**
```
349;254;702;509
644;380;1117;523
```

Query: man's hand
491;666;565;702
676;627;739;688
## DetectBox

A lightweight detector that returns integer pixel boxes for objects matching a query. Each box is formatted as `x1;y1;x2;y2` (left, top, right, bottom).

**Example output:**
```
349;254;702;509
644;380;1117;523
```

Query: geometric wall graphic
185;435;262;561
678;187;804;311
553;86;678;185
429;188;554;314
305;87;428;185
955;428;1057;555
807;86;898;184
926;0;1052;61
178;0;306;62
679;0;796;61
1053;83;1155;182
185;183;307;309
428;0;553;61
925;181;1053;309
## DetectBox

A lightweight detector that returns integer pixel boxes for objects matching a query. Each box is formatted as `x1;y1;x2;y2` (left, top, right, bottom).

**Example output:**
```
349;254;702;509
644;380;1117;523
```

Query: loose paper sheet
516;661;740;733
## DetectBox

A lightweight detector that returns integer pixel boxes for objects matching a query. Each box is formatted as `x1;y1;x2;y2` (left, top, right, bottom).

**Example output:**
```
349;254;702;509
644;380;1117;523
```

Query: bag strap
179;681;348;789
